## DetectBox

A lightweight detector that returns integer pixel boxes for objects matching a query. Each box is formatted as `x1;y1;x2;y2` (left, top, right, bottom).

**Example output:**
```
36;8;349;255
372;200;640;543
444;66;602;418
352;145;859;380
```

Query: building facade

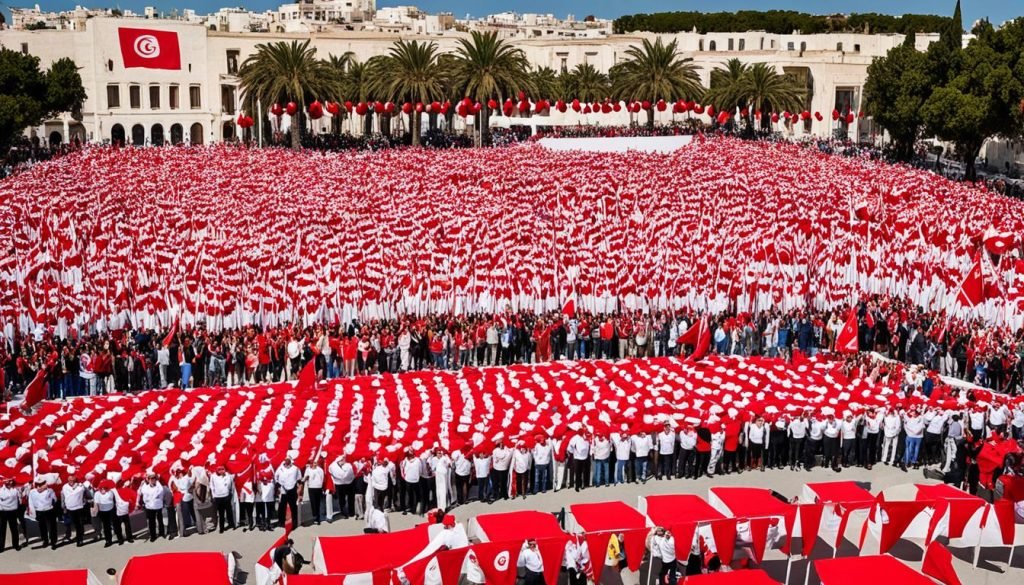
0;16;943;147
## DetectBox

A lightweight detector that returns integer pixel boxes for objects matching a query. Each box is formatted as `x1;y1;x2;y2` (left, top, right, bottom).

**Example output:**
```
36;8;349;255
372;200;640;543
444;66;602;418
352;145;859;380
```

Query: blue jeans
634;456;649;481
533;463;551;493
592;459;609;486
615;460;628;484
181;363;192;389
577;339;587;359
904;436;922;465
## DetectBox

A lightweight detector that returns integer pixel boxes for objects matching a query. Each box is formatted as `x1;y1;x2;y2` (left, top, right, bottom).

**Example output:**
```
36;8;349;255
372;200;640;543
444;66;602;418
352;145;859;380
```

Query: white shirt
989;406;1009;426
748;424;766;445
788;420;808;439
591;438;611;460
823;420;840;439
62;483;86;511
678;430;697;450
657;431;676;455
491;447;512;471
401;458;422;482
304;466;324;489
925;412;948;434
473;456;491;479
275;464;301;491
28;488;56;512
904;415;925;438
653;534;676;563
513;450;532;474
257;481;276;503
173;475;194;502
114;491;132;516
809;419;825;441
841;419;858;440
532;443;552;466
631;434;653;457
329;460;355;485
0;486;20;511
568;435;590;460
139;482;164;510
366;507;389;532
969;411;986;431
883;413;902;438
94;490;116;512
518;547;544;572
210;473;233;498
370;464;392;491
453;452;473;476
613;434;632;459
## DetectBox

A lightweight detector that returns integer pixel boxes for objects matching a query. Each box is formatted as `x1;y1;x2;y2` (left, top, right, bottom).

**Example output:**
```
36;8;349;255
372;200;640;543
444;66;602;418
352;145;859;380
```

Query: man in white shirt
612;430;633;484
210;465;236;533
473;451;492;502
93;480;120;546
365;506;389;533
881;408;903;466
806;415;825;470
518;539;544;585
989;404;1010;436
651;527;677;585
171;467;195;536
400;448;423;515
0;477;22;552
787;415;809;472
62;474;89;546
860;409;883;470
656;423;676;480
532;436;553;494
512;443;533;498
903;409;926;469
452;449;473;505
329;455;356;519
490;441;512;501
138;473;166;542
28;478;58;549
923;409;948;467
568;433;591;492
369;457;393;510
430;447;453;510
822;415;841;471
631;431;653;482
275;456;302;529
840;413;860;467
677;424;698;479
304;459;326;524
256;472;276;531
591;434;611;487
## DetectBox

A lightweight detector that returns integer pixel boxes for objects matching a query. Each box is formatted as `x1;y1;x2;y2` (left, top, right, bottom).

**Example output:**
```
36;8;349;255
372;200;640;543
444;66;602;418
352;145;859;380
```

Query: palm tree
324;52;355;133
741;63;806;129
562;63;610;103
704;58;750;113
530;66;563;101
452;30;533;146
367;40;444;146
238;39;342;148
611;37;704;128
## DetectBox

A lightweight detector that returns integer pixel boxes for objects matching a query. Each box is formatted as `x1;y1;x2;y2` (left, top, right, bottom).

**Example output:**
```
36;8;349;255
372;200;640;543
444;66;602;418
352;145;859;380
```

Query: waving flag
834;310;859;354
118;28;181;70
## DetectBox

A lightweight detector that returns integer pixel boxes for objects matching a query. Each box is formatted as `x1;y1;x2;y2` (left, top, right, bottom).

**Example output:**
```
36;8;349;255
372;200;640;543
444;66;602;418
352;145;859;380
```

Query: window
800;42;806;52
20;43;28;55
226;50;240;74
169;85;180;109
107;84;121;108
787;42;794;51
699;39;704;51
728;38;734;51
853;44;861;52
739;39;745;51
837;42;843;52
709;40;717;51
221;84;236;113
129;85;141;109
189;85;201;109
149;85;160;109
558;54;568;72
107;59;114;72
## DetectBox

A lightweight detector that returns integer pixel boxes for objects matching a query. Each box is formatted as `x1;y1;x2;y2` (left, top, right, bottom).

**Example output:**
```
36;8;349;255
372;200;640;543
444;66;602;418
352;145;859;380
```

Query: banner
118;28;181;70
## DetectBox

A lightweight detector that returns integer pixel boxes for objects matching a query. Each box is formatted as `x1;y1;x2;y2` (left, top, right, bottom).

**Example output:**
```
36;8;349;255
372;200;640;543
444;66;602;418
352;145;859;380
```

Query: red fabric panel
584;532;611;583
121;552;229;585
877;501;931;554
472;541;520;585
571;502;647;533
537;536;569;585
683;569;780;585
435;549;468;585
646;494;724;526
669;522;697;561
709;518;737;566
815;555;934;585
922;541;963;585
622;527;650;572
475;511;566;542
798;503;824;557
0;570;90;585
401;554;435;585
318;525;431;574
371;568;392;585
748;517;772;564
988;501;1017;546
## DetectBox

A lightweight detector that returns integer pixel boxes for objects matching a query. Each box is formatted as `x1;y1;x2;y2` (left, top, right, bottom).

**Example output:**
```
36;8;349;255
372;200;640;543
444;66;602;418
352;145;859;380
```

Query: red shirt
599;322;614;340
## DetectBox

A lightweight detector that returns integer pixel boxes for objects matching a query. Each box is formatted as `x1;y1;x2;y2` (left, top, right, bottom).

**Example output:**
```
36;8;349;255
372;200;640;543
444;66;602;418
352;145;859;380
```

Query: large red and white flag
956;256;984;307
834;310;859;354
118;28;181;70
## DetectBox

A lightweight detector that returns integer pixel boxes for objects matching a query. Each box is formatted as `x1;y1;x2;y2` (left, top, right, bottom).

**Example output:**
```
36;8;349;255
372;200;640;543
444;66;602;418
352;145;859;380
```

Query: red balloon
415;102;424;113
800;110;810;120
456;104;468;117
344;101;353;112
845;113;855;124
571;100;581;112
355;102;368;115
583;105;592;114
461;97;473;109
599;103;610;114
693;105;704;115
244;116;254;128
285;102;298;116
384;102;395;114
472;102;482;114
518;90;526;101
487;99;498;110
814;111;823;121
656;100;667;112
440;101;450;114
431;101;442;112
308;100;324;120
641;100;651;110
325;101;340;115
401;102;413;114
717;111;730;124
771;112;780;123
831;109;840;121
740;107;749;117
270;103;283;117
236;113;246;126
518;100;530;113
613;102;622;112
706;105;715;118
783;111;791;119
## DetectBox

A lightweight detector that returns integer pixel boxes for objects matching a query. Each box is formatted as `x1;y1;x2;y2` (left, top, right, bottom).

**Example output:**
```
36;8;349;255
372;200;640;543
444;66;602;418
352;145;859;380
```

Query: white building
0;16;945;147
276;0;376;29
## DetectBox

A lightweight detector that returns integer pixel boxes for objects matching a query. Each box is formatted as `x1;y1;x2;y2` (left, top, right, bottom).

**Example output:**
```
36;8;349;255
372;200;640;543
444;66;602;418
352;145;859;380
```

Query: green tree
530;66;563;101
863;43;932;161
921;20;1024;181
452;31;533;146
561;63;610;103
367;40;443;146
0;49;86;153
610;37;704;128
238;40;342;148
704;58;750;111
741;63;806;127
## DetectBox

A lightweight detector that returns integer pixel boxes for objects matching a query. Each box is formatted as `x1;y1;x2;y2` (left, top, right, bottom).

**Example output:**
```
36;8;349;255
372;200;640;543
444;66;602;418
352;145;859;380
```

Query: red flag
562;297;576;319
296;359;317;393
834;310;859;354
956;257;984;307
118;28;181;70
472;541;519;585
162;317;179;347
435;549;469;585
678;317;711;361
536;536;569;585
922;541;962;585
21;366;49;412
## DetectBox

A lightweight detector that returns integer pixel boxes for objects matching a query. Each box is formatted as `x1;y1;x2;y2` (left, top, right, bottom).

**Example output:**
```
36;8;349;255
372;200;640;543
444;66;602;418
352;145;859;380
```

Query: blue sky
4;1;1015;29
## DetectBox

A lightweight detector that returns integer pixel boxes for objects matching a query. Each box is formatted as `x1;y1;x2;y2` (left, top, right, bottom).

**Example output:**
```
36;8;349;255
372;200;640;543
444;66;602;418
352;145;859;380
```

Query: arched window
131;124;145;146
222;121;236;141
190;122;204;145
709;40;717;51
151;123;164;146
111;124;125;145
49;131;63;146
170;123;184;145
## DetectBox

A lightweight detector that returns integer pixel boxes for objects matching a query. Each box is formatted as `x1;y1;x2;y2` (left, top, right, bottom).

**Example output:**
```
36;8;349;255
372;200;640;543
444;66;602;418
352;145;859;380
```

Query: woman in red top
723;419;743;474
342;335;358;377
429;332;445;369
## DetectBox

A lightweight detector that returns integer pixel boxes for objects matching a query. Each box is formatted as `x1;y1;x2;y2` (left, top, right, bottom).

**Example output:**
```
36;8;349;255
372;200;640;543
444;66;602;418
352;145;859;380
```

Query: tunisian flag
834;310;859;354
118;28;181;70
21;365;50;412
956;257;984;307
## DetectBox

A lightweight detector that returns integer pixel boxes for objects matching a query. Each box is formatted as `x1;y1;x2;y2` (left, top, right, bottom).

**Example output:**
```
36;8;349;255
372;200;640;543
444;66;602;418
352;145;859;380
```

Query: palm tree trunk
291;110;301;149
646;105;655;130
481;105;491;147
412;110;421;147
